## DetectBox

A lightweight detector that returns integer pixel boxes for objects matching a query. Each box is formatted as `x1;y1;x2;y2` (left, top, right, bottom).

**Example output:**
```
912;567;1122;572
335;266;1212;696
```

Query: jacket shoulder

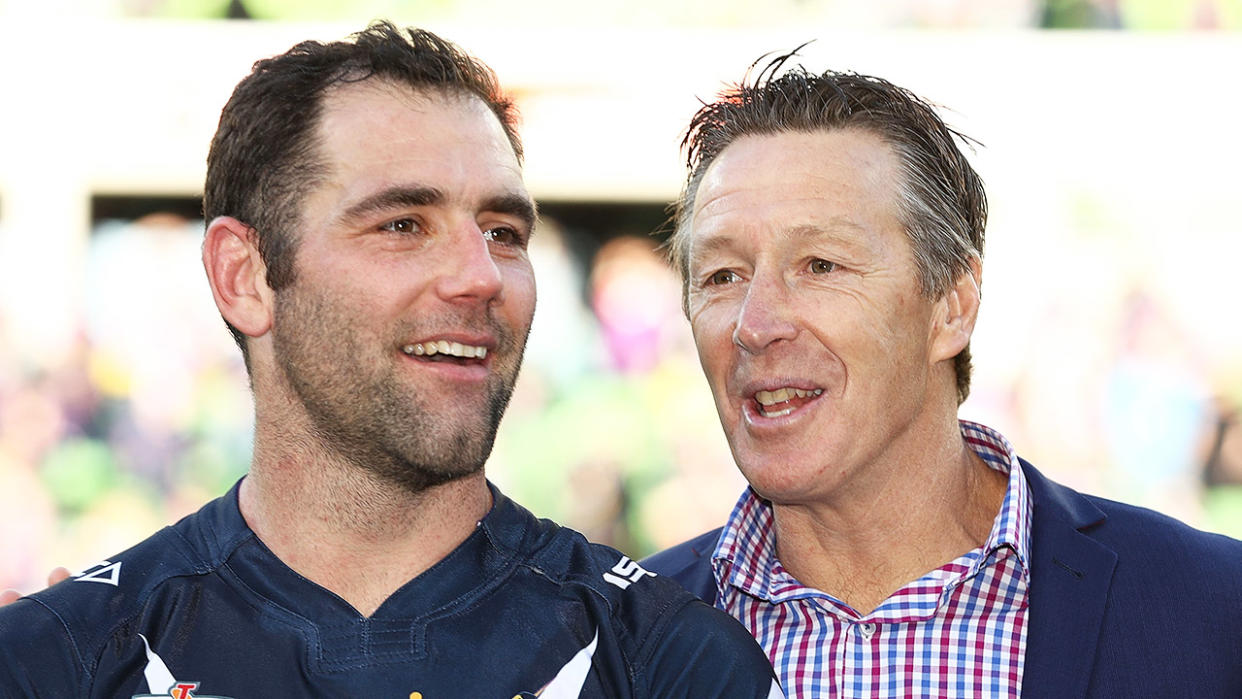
641;528;722;604
1023;460;1242;695
1084;492;1242;575
1027;459;1242;576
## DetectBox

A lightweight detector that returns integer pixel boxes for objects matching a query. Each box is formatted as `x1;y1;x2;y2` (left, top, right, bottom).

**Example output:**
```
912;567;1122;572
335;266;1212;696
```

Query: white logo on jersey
137;634;177;695
131;634;234;699
74;560;122;586
602;556;655;590
537;630;599;699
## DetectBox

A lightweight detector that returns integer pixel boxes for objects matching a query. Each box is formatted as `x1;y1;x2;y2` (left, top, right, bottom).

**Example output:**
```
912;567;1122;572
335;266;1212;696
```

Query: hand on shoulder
0;567;71;606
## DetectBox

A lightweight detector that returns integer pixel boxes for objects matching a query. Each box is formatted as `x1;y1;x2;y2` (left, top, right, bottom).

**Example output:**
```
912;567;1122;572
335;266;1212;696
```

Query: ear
202;216;274;340
929;254;982;363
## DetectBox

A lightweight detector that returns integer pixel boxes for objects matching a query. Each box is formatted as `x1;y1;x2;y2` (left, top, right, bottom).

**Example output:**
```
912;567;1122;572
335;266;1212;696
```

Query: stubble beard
270;283;526;496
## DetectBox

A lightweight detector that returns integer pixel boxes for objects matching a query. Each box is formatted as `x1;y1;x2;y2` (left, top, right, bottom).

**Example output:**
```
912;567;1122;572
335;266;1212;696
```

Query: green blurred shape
1041;0;1121;28
39;438;121;515
1205;485;1242;539
178;440;249;493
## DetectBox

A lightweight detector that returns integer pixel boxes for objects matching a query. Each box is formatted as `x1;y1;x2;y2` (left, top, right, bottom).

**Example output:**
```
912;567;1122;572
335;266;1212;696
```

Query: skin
201;80;537;617
685;127;1005;614
0;568;68;605
0;111;1001;623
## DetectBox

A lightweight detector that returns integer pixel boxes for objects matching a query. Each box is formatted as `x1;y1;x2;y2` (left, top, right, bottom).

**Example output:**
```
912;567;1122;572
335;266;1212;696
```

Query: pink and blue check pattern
713;421;1031;698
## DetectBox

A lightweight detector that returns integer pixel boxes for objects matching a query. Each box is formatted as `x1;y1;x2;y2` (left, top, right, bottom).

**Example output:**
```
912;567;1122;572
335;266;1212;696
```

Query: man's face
685;128;954;506
269;82;536;493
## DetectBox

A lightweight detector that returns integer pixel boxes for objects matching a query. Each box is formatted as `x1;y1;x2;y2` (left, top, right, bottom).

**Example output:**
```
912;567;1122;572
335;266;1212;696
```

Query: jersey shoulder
0;493;237;682
495;496;697;634
492;499;778;696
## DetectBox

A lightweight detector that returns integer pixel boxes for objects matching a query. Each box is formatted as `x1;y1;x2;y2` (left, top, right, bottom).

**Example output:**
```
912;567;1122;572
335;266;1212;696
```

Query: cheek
505;265;537;318
689;310;730;366
690;321;739;416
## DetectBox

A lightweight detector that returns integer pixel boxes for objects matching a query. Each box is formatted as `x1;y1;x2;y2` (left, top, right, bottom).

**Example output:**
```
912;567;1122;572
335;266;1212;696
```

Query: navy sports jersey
0;482;782;698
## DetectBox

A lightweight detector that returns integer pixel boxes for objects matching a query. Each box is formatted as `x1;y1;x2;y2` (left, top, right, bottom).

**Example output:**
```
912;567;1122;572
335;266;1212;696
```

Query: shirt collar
961;420;1032;580
712;420;1034;601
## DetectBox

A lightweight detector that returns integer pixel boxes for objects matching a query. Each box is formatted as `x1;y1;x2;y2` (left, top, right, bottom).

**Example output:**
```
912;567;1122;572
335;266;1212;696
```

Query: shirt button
859;622;876;639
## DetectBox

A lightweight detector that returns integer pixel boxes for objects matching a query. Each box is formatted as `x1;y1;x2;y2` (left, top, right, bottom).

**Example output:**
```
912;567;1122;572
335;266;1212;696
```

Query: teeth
755;387;823;406
763;405;796;418
401;342;488;358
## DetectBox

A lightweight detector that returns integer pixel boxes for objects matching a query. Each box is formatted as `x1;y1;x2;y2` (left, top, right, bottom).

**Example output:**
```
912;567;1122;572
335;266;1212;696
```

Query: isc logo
602;556;656;590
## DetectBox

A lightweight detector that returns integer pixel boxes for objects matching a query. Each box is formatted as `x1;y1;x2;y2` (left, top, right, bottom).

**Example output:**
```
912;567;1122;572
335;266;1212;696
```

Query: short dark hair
203;21;521;365
669;52;987;404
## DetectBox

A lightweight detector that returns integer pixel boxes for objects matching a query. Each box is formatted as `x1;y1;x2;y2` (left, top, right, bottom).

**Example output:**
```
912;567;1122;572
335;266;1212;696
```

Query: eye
809;258;837;274
380;218;421;235
482;225;526;248
707;269;741;285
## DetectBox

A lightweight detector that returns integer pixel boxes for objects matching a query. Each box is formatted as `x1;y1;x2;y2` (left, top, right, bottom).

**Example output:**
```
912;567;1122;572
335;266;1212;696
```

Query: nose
732;274;797;354
436;222;504;304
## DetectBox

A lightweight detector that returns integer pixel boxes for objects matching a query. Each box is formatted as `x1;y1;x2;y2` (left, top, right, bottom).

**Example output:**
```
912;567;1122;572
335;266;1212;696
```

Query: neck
239;432;491;618
771;421;1007;616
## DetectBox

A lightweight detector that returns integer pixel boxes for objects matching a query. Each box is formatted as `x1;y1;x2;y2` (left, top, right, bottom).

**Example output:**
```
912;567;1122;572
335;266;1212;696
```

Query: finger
0;589;20;606
48;567;71;587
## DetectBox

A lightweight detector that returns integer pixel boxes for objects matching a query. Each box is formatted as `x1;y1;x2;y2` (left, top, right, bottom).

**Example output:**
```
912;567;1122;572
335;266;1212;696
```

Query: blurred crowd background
2;0;1241;591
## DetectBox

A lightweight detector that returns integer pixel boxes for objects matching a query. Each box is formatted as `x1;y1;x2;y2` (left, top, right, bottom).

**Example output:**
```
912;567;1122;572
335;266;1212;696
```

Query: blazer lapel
1020;461;1118;699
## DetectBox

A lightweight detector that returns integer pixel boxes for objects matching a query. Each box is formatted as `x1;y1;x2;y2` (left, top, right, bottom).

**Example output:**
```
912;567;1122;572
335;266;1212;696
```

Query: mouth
751;386;824;418
401;340;489;365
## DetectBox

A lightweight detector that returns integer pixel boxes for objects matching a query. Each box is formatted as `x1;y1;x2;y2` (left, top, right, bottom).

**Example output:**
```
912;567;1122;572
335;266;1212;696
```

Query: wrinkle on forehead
687;129;905;262
692;128;900;212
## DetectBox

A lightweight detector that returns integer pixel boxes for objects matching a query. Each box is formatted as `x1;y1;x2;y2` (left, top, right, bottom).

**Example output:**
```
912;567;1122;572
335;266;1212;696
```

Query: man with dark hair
0;23;782;697
645;55;1242;697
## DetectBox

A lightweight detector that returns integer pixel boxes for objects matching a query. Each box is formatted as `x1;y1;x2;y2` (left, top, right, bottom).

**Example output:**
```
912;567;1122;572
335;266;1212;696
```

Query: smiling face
686;128;964;506
266;81;536;493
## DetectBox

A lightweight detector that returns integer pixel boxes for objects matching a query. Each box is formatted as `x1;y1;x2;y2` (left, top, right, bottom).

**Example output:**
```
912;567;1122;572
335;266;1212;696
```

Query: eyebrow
339;185;444;223
338;186;538;231
481;193;538;231
687;232;736;268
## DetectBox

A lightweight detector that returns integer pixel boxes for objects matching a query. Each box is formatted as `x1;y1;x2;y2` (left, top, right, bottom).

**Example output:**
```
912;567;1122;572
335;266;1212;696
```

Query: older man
0;24;780;698
644;58;1242;697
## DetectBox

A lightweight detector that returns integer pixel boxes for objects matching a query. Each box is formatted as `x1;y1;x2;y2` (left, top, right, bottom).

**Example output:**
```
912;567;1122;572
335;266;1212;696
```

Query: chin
736;451;841;505
734;457;795;498
383;462;484;496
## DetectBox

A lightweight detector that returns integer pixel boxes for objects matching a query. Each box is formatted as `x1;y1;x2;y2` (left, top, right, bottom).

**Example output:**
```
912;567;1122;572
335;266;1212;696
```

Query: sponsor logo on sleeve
74;560;122;586
602;556;655;590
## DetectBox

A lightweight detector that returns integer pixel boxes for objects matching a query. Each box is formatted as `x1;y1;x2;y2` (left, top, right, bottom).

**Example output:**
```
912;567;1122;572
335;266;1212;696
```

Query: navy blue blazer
643;460;1242;697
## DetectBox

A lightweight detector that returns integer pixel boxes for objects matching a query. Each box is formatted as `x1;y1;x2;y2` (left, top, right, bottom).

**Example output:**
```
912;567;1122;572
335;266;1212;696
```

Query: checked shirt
712;421;1032;698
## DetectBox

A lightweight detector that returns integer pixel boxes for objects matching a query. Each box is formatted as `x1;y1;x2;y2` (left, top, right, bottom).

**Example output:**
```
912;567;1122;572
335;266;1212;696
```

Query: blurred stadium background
2;0;1241;591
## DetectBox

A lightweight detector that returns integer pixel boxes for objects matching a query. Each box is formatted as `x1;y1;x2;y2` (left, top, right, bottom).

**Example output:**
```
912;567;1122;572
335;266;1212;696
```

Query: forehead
688;128;904;253
313;80;526;204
